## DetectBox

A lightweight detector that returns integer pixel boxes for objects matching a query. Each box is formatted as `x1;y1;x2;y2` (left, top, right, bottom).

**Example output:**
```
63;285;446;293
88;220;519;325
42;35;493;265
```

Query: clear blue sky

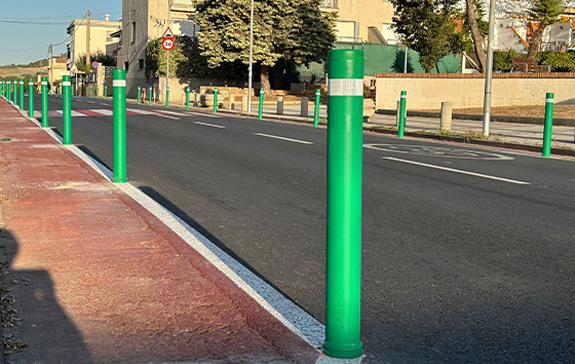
0;0;122;66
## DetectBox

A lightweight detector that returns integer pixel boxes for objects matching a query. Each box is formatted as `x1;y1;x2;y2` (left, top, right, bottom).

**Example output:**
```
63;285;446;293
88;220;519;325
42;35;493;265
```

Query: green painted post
8;81;12;102
41;77;48;127
542;92;554;157
28;79;34;118
19;80;24;110
148;87;152;106
324;49;364;360
166;86;170;108
314;89;321;127
96;86;99;98
398;90;407;138
186;87;190;110
112;69;127;183
104;85;108;100
13;80;17;105
213;87;218;113
258;88;264;119
62;75;72;145
137;86;141;104
89;86;93;98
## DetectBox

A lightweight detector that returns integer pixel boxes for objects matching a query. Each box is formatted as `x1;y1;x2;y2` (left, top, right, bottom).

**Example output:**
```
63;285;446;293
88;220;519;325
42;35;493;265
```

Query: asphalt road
30;93;575;363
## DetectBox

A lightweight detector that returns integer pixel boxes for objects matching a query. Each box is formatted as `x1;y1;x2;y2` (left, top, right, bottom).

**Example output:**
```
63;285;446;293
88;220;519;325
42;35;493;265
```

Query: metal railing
320;0;338;9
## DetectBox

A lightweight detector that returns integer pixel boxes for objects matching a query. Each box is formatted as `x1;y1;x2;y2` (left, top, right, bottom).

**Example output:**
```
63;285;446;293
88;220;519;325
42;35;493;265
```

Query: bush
493;49;524;72
536;51;575;72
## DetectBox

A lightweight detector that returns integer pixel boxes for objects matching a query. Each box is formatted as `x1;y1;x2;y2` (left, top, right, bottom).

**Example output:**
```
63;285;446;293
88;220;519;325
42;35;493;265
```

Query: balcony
171;0;195;12
320;0;338;9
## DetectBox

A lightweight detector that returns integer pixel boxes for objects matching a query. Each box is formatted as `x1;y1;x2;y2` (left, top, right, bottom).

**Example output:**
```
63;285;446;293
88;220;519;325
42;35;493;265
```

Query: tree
194;0;336;96
464;0;488;72
75;51;116;73
391;0;460;72
526;0;564;59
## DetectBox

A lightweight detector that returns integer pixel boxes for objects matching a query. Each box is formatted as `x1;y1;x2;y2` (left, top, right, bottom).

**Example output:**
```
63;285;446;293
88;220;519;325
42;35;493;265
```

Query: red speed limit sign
162;37;175;51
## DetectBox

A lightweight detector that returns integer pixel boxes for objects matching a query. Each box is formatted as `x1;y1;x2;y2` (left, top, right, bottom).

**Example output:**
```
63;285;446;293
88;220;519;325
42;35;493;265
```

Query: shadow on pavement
0;229;94;363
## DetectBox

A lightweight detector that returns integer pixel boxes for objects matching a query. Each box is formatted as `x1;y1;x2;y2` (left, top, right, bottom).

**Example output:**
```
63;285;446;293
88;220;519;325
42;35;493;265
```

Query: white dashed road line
254;133;313;145
194;121;226;129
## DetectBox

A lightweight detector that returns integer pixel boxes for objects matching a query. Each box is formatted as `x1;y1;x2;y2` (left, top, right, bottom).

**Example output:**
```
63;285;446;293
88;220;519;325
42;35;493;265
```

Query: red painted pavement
0;98;320;363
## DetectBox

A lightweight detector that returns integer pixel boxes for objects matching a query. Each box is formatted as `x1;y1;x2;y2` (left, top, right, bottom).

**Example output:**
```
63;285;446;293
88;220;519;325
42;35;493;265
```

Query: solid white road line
194;121;226;129
384;157;531;185
254;133;313;145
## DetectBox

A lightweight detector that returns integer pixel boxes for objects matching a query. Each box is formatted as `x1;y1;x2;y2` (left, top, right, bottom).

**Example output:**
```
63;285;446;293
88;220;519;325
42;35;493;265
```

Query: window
130;22;136;43
124;61;129;71
138;59;144;70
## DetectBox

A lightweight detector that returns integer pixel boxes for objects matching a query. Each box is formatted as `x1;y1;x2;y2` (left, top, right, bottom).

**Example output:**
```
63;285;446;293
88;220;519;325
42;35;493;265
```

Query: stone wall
375;73;575;110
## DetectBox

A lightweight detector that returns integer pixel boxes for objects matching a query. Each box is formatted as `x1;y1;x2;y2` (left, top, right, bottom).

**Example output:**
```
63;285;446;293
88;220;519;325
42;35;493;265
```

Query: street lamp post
482;0;496;137
247;0;254;113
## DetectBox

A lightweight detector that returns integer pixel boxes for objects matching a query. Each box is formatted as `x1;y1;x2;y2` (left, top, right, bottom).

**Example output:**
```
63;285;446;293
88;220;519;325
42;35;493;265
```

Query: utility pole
248;0;254;113
49;44;53;94
86;10;91;68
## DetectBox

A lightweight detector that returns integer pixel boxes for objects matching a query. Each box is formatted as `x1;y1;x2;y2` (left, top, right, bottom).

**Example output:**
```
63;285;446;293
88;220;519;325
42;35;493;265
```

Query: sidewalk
0;97;323;363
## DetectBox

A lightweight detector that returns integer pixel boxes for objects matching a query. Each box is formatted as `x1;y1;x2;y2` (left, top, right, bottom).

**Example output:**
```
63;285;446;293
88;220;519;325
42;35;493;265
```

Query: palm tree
526;0;564;59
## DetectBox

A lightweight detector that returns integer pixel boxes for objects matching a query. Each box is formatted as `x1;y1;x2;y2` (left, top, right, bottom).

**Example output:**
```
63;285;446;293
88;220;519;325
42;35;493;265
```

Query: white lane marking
37;127;324;350
254;133;313;145
195;121;226;129
182;111;217;118
384;157;530;185
87;101;95;104
71;110;84;117
93;109;113;116
127;108;155;115
156;113;180;120
99;103;108;106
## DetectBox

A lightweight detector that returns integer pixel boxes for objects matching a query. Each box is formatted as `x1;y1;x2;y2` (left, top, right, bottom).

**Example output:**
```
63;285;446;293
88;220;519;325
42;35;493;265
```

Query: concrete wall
375;73;575;110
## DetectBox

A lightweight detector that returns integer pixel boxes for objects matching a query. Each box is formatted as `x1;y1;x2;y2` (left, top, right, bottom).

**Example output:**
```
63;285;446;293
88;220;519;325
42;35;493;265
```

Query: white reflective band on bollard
113;80;126;87
328;78;364;96
62;81;71;86
546;98;554;103
401;94;407;99
41;82;48;85
20;81;24;84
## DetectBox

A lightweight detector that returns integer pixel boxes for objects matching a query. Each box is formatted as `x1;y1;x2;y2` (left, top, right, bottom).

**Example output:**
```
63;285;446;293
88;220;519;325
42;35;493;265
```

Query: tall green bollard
148;87;152;106
28;79;34;118
137;86;141;104
398;90;407;138
186;87;190;111
41;77;48;127
314;89;321;127
89;86;93;98
213;87;218;113
542;92;554;157
62;75;72;145
113;69;127;183
258;88;264;119
323;49;364;360
19;80;24;110
104;85;108;100
13;80;18;105
166;87;170;108
8;81;12;103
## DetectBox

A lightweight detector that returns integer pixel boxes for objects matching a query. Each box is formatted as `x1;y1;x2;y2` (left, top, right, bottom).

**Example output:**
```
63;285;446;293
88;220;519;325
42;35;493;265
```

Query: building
115;0;198;99
66;15;121;71
47;57;68;93
321;0;394;44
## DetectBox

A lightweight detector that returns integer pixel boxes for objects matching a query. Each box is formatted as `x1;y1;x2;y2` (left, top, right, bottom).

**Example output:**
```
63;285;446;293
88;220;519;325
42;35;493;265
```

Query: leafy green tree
461;0;488;72
526;0;564;59
75;52;116;72
391;0;460;72
194;0;336;96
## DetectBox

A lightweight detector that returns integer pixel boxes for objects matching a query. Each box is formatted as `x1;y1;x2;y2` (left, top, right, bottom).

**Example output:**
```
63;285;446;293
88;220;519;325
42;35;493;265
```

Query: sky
0;0;122;66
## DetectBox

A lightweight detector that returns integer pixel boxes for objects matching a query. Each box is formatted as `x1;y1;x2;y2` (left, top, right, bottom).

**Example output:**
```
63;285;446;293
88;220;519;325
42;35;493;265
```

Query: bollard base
112;177;127;184
322;341;363;360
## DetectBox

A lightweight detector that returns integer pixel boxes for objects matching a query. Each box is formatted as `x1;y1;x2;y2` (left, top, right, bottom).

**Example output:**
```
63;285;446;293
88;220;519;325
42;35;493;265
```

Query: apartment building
66;15;121;70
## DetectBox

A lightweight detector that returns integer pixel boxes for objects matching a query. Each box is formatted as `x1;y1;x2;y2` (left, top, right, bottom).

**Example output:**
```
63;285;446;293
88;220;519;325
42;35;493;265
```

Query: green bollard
137;86;141;104
62;75;72;145
41;77;48;127
112;69;127;183
8;81;12;103
314;89;321;127
323;49;364;360
19;80;24;110
104;85;108;100
28;79;34;118
166;87;170;108
542;92;554;157
258;88;264;119
398;90;407;138
186;87;190;111
13;80;18;105
213;87;218;113
148;87;152;106
89;86;92;98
